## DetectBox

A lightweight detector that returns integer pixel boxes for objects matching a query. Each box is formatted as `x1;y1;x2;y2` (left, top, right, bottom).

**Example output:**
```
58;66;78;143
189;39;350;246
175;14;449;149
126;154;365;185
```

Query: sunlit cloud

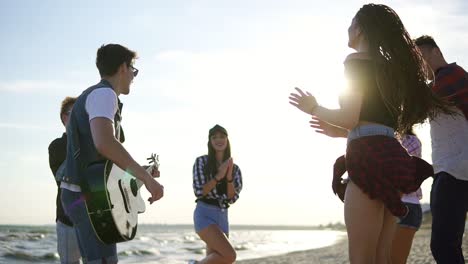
0;122;55;131
0;80;63;93
0;79;88;95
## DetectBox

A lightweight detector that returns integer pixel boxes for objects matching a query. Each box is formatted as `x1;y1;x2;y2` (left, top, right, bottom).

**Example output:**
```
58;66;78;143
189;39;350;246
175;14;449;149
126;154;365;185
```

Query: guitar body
82;160;146;244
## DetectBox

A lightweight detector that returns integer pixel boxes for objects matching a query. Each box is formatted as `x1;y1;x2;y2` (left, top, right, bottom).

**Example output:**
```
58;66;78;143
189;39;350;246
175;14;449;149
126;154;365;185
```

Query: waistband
347;124;395;144
60;182;81;192
196;198;229;209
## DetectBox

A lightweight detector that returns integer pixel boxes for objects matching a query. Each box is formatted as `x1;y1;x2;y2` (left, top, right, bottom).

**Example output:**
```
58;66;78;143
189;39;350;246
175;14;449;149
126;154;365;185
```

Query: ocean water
0;224;345;264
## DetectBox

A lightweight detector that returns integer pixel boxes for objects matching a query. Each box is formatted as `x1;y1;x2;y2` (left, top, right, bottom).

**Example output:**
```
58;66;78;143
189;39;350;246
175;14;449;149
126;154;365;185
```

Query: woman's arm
289;87;362;129
225;159;236;199
193;157;230;197
309;116;349;138
227;164;243;203
193;157;210;197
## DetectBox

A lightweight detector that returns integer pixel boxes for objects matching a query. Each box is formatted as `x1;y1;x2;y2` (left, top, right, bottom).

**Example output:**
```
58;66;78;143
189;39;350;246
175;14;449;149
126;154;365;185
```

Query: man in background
415;35;468;264
48;96;81;264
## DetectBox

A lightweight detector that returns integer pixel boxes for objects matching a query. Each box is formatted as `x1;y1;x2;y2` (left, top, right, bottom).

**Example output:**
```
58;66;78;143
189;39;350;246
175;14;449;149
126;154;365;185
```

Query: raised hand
216;158;232;181
289;87;318;115
226;158;234;182
309;116;348;138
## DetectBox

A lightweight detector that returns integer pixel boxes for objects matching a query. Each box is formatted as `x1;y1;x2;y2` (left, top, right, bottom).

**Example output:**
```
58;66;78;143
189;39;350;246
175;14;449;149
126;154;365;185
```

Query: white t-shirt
85;87;118;122
430;110;468;181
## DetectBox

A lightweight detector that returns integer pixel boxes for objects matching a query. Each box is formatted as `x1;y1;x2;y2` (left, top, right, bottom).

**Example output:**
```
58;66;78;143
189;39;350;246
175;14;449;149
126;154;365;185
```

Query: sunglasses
130;65;139;77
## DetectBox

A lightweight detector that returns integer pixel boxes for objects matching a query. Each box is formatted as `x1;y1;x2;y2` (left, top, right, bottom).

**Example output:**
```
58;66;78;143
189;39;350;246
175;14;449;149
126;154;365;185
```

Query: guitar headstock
147;153;160;169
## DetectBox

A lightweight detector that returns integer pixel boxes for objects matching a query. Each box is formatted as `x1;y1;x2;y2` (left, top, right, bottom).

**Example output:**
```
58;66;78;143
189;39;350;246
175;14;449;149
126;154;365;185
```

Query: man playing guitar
60;44;164;264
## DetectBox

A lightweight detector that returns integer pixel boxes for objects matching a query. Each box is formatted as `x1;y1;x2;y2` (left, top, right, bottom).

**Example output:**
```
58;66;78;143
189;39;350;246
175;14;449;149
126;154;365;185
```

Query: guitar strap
115;101;123;142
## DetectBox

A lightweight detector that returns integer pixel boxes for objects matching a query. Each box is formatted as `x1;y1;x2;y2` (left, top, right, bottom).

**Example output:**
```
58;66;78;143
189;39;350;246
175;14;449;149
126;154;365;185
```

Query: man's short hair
60;96;77;119
414;35;439;49
96;44;137;77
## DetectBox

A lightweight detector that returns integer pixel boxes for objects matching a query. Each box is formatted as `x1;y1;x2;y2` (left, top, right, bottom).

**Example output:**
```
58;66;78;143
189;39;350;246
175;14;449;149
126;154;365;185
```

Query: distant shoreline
0;223;346;230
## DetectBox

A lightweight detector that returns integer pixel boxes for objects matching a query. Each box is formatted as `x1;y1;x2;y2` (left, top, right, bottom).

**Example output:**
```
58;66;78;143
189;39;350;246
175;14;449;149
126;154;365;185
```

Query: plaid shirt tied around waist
333;135;433;217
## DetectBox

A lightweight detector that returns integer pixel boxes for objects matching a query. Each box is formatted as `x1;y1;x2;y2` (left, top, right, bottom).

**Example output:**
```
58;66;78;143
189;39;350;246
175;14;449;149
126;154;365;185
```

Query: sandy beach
238;226;468;264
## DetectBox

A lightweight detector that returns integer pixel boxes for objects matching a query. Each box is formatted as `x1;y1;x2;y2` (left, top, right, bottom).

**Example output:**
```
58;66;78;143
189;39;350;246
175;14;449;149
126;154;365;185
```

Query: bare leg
345;180;385;264
392;226;417;264
376;207;397;264
197;224;236;264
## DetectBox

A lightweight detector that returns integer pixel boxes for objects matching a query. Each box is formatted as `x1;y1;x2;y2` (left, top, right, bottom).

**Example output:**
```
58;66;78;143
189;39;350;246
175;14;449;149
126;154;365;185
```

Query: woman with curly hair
290;4;454;263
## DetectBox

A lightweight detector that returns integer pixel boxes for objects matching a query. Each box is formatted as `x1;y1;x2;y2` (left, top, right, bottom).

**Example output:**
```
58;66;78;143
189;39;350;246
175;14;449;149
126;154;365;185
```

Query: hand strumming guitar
142;173;164;204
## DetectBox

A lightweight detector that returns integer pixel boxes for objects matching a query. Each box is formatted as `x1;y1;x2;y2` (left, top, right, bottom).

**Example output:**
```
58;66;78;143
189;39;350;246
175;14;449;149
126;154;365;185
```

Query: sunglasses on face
130;65;139;77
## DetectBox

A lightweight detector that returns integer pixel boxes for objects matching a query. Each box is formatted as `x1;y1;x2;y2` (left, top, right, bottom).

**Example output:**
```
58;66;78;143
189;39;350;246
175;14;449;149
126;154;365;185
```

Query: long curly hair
355;4;454;133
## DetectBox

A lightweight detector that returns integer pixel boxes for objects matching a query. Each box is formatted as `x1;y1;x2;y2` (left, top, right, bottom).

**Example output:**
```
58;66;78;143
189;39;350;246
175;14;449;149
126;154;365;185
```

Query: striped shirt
433;63;468;120
400;135;422;158
399;135;423;203
192;155;243;208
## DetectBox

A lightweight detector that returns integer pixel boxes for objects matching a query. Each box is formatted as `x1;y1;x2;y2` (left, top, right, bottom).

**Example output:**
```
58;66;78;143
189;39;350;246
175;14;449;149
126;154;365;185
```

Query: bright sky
1;0;467;226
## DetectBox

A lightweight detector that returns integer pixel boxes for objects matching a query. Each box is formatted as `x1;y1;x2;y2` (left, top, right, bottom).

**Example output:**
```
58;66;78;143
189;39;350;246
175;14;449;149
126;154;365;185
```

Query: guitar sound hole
130;179;138;197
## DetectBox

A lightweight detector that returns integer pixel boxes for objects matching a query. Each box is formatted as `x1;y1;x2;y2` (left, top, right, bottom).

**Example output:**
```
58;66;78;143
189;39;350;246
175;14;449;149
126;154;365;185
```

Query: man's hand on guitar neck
143;165;160;178
150;167;160;178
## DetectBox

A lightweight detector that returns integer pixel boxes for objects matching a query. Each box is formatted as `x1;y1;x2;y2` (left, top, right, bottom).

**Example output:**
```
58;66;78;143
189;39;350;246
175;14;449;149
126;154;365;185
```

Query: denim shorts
347;124;395;144
56;220;81;264
398;202;423;229
194;201;229;235
61;189;118;264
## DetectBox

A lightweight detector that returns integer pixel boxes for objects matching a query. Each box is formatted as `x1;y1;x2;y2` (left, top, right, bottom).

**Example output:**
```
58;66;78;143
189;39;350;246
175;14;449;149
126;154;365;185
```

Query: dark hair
60;96;77;120
414;35;439;49
403;127;416;136
355;4;454;133
204;132;231;180
96;44;137;77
